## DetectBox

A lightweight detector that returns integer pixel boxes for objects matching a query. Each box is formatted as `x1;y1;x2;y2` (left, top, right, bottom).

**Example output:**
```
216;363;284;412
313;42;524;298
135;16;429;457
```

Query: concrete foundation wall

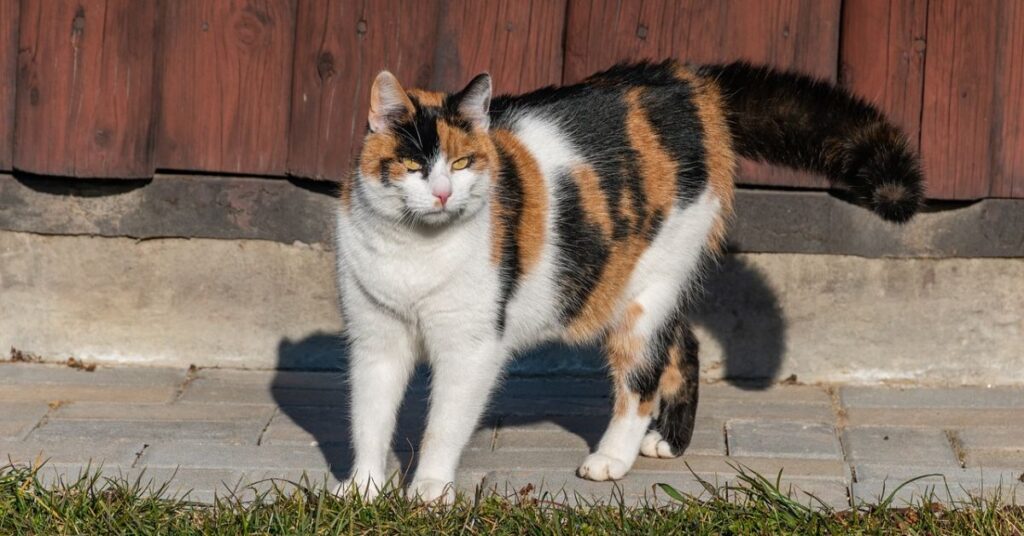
2;230;1021;385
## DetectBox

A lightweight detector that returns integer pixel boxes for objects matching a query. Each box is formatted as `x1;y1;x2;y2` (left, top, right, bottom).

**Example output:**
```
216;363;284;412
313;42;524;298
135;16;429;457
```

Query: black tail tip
869;182;923;223
849;134;925;223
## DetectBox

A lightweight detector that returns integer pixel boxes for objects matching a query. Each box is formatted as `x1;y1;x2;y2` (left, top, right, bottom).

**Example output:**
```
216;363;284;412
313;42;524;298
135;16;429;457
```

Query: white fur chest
336;209;496;322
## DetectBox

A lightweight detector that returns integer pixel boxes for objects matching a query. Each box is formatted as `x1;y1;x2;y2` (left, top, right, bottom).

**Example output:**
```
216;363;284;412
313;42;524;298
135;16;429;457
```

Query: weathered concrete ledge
2;230;1021;384
2;173;1022;258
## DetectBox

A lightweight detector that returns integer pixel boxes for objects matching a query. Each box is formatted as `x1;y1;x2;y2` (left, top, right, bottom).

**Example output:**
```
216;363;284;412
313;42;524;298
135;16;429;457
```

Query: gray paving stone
702;383;832;405
959;429;1024;468
0;384;178;403
841;386;1024;409
137;443;344;471
0;363;186;386
964;450;1024;468
495;414;609;433
959;427;1024;450
30;420;267;445
177;382;346;406
845;408;1024;427
843;427;960;466
261;406;493;451
0;439;145;466
490;397;611;416
0;401;51;421
727;421;841;460
195;369;347;390
0;420;37;440
51;402;276;422
0;402;49;440
852;464;1024;505
697;399;835;423
494;378;611;399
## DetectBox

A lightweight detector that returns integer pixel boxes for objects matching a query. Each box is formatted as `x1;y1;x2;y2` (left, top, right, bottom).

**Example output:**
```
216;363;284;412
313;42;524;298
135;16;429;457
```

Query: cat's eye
451;156;472;171
401;158;422;171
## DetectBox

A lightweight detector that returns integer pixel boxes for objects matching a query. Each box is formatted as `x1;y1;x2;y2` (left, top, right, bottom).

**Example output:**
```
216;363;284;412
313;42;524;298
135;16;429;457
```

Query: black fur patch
493;144;524;335
551;175;610;322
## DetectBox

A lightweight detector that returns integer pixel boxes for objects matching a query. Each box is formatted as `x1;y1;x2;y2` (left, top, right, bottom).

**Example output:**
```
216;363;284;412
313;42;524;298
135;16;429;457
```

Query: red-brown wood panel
13;0;156;178
840;0;927;151
155;0;296;176
920;1;999;200
0;0;16;171
288;0;566;181
564;0;840;189
988;0;1024;199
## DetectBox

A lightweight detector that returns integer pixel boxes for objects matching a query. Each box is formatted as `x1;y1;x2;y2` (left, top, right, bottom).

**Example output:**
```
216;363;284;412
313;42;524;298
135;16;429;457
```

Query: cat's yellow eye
401;158;422;171
451;156;471;171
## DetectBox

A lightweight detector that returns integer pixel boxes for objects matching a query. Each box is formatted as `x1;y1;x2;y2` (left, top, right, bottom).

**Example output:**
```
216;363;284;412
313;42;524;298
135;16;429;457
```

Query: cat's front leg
336;288;418;500
409;334;504;504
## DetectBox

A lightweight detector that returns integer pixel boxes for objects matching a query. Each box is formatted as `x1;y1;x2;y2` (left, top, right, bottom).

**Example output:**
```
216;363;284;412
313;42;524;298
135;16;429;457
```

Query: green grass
0;463;1021;535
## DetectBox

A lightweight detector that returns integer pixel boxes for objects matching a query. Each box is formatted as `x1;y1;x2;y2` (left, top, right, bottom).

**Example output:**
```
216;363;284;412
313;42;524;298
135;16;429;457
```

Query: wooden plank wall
154;0;297;176
15;0;156;177
0;0;1020;199
0;0;17;171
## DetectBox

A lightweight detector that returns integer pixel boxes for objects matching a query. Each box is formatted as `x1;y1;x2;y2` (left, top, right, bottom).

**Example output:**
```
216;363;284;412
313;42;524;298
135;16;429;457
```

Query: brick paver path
1;362;1021;508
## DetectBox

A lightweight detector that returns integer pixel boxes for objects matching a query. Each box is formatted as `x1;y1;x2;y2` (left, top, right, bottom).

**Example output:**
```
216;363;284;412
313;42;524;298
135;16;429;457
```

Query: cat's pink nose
433;190;451;207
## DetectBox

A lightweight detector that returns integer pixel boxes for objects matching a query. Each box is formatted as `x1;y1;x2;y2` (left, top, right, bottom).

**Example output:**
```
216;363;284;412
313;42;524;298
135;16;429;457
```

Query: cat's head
353;71;495;226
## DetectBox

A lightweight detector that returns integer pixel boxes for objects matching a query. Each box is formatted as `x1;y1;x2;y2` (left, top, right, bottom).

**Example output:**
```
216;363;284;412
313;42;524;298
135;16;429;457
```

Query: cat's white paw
334;471;384;501
577;453;630;481
408;478;455;505
640;430;679;458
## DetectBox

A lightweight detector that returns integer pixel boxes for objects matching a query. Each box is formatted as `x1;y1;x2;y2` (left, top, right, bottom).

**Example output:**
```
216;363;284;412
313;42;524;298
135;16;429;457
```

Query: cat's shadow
271;255;784;482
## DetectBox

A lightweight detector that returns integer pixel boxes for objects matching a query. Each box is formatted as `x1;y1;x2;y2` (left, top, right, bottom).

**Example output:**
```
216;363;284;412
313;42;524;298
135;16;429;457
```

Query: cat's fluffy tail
698;61;924;223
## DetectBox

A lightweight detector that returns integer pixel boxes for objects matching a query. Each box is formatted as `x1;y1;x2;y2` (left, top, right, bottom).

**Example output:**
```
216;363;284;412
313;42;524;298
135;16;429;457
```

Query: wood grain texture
155;0;297;175
840;0;927;152
988;0;1024;199
564;0;840;79
564;0;841;189
13;0;156;177
920;0;998;200
287;0;566;181
0;0;16;171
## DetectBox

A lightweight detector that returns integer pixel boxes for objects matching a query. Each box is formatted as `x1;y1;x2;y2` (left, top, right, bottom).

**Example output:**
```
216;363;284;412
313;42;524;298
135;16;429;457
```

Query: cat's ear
456;73;492;131
368;71;414;133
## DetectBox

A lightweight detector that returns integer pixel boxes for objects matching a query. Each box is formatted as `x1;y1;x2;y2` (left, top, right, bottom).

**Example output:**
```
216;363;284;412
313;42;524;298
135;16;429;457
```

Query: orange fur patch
658;344;685;400
407;89;445;107
571;165;614;238
491;130;547;275
676;65;738;254
625;89;678;217
358;133;404;182
637;397;656;417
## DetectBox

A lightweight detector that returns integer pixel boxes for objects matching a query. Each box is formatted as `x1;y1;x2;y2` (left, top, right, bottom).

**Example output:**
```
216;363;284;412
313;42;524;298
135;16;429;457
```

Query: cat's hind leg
641;321;699;458
577;304;670;481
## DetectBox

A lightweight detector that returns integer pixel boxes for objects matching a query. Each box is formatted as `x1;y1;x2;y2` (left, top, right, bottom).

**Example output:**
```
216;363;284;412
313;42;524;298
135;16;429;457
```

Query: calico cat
335;60;923;503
